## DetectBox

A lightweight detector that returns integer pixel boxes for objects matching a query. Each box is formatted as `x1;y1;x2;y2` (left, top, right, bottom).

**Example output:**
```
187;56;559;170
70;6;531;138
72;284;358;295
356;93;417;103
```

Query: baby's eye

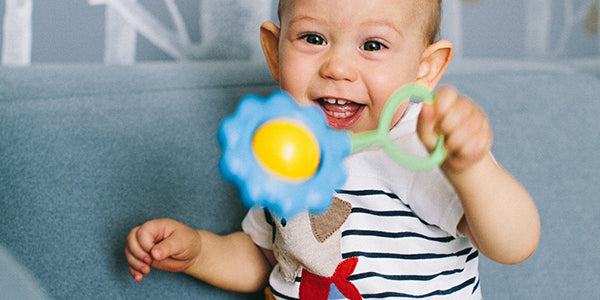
302;34;326;45
361;40;387;51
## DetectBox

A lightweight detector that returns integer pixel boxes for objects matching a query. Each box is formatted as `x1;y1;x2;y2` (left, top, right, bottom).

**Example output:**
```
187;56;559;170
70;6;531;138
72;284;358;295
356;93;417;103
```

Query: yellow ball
252;120;321;181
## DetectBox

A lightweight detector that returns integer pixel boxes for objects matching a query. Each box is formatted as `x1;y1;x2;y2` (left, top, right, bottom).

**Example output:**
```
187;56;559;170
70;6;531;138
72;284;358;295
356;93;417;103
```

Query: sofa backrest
1;61;599;298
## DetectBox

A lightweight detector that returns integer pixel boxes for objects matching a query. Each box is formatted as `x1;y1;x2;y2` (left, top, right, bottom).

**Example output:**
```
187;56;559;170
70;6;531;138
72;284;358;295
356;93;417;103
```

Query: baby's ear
260;21;281;82
416;40;453;89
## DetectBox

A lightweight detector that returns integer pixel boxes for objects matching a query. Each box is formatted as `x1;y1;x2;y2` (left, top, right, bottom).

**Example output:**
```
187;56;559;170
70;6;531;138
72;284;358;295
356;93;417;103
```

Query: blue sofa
0;60;598;299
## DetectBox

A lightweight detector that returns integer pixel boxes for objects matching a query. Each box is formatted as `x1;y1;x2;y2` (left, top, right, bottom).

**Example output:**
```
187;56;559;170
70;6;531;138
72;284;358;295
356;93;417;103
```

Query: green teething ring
350;84;446;171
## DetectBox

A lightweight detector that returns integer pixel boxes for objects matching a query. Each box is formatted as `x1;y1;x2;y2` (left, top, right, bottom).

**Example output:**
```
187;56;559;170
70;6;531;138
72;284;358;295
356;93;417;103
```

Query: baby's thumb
417;103;439;152
150;236;181;261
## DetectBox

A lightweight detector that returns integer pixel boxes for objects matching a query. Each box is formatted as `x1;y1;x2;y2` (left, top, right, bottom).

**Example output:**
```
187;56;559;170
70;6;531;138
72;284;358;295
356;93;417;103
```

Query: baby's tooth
325;98;337;104
337;99;348;105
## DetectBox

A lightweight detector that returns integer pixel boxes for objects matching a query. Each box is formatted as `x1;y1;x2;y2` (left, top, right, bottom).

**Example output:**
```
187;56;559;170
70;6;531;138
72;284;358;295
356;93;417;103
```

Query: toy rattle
218;84;446;218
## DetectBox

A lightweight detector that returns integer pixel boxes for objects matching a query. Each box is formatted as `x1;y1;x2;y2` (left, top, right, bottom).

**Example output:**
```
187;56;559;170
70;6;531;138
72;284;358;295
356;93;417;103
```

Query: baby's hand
125;218;202;282
417;86;492;173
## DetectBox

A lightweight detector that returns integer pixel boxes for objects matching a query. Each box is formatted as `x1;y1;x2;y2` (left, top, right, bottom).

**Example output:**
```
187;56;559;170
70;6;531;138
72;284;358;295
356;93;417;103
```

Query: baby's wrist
182;230;205;276
442;152;495;184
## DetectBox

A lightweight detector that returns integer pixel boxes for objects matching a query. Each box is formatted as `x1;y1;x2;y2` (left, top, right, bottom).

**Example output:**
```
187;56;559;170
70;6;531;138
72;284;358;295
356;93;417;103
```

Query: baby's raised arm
125;218;273;292
417;86;540;265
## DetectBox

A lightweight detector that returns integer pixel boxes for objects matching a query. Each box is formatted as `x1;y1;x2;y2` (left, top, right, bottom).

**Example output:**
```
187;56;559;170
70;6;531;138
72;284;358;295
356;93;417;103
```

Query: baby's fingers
435;89;472;137
129;266;144;282
125;246;150;282
432;88;492;172
125;226;154;282
126;226;152;263
417;102;438;152
149;226;196;262
418;86;460;152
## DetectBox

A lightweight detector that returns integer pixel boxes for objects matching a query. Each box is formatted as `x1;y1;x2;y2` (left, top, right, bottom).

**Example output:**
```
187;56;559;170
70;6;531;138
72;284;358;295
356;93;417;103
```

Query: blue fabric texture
0;245;48;299
0;61;598;299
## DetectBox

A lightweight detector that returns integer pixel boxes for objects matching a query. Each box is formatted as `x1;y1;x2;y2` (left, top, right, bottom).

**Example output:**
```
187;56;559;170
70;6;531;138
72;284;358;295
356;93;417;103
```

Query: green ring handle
350;84;446;171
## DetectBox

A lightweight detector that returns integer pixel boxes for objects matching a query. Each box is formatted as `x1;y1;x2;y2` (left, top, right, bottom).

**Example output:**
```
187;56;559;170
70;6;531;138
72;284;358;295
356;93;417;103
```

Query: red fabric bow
299;257;361;300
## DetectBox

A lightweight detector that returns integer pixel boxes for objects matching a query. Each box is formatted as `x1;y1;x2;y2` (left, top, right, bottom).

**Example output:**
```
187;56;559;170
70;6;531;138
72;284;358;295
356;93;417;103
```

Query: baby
125;0;540;298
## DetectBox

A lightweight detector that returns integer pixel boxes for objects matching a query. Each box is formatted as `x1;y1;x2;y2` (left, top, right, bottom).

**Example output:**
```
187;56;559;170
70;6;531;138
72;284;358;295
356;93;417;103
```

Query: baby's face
277;0;429;133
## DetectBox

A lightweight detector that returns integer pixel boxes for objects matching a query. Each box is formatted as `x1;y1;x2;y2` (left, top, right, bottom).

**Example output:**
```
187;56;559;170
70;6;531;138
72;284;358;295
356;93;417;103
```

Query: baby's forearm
184;230;273;293
448;153;540;265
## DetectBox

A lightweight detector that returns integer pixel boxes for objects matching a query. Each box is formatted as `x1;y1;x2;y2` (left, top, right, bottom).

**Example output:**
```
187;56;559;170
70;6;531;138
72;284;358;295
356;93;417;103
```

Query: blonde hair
423;0;442;44
277;0;442;44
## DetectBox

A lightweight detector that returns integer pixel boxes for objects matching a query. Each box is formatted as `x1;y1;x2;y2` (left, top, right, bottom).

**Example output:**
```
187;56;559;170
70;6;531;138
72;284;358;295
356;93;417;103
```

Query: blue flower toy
218;84;446;218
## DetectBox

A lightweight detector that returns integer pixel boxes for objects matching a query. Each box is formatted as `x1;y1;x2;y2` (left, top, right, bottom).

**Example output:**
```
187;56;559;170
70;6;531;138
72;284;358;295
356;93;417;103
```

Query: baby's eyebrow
288;15;326;27
360;20;404;38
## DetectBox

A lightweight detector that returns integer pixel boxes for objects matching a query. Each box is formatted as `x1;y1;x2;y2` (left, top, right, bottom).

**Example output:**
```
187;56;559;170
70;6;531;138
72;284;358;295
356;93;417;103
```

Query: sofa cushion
0;62;276;299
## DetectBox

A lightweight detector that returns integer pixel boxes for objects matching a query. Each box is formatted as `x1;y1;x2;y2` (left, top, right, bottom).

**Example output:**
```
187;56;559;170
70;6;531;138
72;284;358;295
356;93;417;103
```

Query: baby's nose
319;50;358;82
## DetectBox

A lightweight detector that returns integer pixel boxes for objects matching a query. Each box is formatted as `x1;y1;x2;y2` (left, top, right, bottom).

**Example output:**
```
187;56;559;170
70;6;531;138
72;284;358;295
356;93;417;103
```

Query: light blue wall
459;2;526;58
1;0;598;64
453;1;598;58
1;1;200;63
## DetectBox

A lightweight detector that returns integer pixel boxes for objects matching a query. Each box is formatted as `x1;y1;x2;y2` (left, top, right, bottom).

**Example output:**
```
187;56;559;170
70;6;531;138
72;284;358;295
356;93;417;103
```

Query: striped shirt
242;104;481;299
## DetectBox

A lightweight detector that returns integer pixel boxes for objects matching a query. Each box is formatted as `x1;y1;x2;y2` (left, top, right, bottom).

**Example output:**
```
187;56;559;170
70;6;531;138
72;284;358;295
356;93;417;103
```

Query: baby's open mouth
315;98;365;129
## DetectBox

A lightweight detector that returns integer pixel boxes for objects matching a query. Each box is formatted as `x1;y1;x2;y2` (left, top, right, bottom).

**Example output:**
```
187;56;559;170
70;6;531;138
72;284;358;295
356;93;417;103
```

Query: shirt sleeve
408;167;464;237
395;103;464;237
241;207;274;250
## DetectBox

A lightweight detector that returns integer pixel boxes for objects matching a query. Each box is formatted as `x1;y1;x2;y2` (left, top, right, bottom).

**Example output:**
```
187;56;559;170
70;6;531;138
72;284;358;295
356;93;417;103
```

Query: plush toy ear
310;198;352;243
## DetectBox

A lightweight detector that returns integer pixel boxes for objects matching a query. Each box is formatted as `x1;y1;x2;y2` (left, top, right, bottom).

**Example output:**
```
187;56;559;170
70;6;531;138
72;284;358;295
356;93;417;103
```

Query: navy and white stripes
262;188;480;299
330;189;480;299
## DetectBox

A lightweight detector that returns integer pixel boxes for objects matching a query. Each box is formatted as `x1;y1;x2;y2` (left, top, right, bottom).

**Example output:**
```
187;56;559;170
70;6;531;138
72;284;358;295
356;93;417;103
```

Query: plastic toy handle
350;84;446;171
